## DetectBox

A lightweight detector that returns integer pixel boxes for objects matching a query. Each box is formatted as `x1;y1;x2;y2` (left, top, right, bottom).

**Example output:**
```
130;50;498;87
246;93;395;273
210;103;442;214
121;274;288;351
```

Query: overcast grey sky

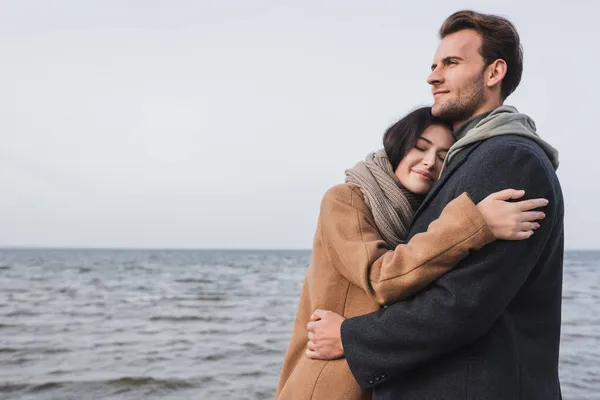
0;1;596;249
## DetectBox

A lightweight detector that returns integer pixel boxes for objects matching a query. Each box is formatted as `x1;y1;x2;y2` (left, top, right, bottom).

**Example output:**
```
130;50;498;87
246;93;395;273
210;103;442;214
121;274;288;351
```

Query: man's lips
411;169;433;181
433;90;449;97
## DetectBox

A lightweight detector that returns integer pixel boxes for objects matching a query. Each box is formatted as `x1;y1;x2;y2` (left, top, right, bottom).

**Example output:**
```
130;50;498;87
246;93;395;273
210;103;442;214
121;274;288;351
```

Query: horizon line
0;245;597;252
0;245;312;251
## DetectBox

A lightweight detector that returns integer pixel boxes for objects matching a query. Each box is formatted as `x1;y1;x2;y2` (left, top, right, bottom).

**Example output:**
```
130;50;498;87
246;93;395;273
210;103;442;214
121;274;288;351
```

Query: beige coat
275;183;494;400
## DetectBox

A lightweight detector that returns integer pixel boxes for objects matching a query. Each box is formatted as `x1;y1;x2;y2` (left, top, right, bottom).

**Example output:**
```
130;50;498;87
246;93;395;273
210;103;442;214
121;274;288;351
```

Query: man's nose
427;67;443;86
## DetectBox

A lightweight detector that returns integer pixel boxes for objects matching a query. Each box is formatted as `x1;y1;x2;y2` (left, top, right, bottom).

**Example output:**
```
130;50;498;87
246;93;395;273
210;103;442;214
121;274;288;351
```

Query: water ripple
0;249;595;399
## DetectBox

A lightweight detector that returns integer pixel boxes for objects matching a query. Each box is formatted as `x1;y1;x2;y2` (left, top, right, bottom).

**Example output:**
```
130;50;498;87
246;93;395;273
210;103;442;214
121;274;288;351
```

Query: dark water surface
0;249;598;399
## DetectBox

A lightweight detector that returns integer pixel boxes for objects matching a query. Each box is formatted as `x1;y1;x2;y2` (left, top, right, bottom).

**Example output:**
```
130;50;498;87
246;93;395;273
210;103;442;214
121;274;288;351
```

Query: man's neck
452;107;496;141
452;100;502;130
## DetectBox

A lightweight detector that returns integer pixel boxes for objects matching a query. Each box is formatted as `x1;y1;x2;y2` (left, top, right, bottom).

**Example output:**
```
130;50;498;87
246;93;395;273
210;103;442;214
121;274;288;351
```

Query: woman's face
395;124;454;194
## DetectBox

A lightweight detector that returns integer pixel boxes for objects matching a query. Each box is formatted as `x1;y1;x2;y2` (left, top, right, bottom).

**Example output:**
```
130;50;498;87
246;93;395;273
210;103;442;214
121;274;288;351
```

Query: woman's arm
319;184;494;305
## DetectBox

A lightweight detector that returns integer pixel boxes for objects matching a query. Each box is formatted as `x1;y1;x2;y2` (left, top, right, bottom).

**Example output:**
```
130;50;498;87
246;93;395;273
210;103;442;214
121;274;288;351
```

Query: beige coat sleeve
319;184;495;305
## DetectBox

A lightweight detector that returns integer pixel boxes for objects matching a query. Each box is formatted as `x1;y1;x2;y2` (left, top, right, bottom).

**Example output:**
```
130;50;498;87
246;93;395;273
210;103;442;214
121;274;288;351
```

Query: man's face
427;29;487;125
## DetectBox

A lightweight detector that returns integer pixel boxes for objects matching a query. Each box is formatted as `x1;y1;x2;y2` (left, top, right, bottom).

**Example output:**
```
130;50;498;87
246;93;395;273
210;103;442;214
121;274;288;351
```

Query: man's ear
485;59;507;89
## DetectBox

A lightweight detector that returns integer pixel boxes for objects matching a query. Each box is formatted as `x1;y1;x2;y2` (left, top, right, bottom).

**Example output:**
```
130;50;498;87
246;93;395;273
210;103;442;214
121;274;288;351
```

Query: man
306;10;563;400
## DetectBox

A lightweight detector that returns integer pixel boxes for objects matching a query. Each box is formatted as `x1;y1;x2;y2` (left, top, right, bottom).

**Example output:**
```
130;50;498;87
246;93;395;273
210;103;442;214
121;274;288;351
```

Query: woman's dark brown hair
439;10;523;100
383;107;451;171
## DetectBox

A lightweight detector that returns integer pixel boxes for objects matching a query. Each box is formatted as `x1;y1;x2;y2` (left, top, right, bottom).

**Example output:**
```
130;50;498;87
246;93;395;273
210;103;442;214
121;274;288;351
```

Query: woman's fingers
519;211;546;222
516;198;549;211
513;230;534;240
519;222;540;232
489;189;525;201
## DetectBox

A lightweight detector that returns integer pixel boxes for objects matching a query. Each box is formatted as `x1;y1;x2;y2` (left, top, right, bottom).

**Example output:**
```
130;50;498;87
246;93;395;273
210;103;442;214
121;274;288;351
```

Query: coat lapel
409;141;484;230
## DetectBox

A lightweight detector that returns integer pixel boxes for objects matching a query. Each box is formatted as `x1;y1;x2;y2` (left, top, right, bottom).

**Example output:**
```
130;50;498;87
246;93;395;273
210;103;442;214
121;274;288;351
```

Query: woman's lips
411;169;433;181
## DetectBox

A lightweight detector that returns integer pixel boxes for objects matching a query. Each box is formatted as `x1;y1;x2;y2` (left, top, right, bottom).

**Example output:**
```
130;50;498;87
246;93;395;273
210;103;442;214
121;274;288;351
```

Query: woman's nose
423;151;436;169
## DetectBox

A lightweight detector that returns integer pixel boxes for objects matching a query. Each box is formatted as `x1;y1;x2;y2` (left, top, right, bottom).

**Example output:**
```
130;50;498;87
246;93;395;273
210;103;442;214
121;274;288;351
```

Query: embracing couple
275;9;563;400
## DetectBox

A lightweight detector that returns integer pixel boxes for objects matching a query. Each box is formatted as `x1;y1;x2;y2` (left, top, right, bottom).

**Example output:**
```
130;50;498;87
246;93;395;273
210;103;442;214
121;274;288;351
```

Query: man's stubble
432;71;486;125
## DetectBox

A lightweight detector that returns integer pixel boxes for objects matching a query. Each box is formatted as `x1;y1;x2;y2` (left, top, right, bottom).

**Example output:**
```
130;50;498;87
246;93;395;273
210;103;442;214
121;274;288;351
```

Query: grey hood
440;105;560;174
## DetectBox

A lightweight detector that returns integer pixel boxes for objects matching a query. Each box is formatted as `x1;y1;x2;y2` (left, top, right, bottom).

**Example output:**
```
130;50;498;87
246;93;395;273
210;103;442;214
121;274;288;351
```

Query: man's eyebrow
431;56;465;70
418;136;450;152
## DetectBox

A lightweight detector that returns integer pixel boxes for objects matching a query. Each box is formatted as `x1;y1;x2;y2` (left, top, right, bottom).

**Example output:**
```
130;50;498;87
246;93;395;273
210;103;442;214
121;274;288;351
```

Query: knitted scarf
441;105;560;174
345;149;423;247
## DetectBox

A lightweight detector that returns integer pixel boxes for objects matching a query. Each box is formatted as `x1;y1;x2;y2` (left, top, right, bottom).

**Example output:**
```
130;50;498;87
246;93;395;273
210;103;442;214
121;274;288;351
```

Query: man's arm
340;139;561;389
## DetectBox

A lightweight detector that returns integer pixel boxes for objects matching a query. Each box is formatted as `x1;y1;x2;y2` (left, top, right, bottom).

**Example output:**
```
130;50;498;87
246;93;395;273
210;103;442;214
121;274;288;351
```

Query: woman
275;107;547;400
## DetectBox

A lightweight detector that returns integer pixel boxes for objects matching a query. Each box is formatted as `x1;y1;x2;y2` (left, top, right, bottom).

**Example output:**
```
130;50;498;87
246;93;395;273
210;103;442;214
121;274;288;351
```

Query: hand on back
477;189;548;241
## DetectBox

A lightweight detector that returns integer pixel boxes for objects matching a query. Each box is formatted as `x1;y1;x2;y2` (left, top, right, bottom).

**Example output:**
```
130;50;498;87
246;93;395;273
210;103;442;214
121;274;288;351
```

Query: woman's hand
477;189;548;240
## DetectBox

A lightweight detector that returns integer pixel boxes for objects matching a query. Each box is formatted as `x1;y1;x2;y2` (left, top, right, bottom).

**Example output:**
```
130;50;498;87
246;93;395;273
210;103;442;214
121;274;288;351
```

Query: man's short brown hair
440;10;523;100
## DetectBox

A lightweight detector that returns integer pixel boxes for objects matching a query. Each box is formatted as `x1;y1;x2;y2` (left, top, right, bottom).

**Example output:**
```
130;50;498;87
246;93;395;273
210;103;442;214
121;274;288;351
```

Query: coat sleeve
340;139;561;389
319;184;494;306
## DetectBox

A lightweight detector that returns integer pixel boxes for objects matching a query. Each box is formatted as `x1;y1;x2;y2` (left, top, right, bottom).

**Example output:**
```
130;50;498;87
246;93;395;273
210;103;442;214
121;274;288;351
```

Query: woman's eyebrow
418;137;450;152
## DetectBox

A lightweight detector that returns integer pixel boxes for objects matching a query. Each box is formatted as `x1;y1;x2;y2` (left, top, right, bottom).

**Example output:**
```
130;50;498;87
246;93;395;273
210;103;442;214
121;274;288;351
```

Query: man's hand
306;309;346;360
